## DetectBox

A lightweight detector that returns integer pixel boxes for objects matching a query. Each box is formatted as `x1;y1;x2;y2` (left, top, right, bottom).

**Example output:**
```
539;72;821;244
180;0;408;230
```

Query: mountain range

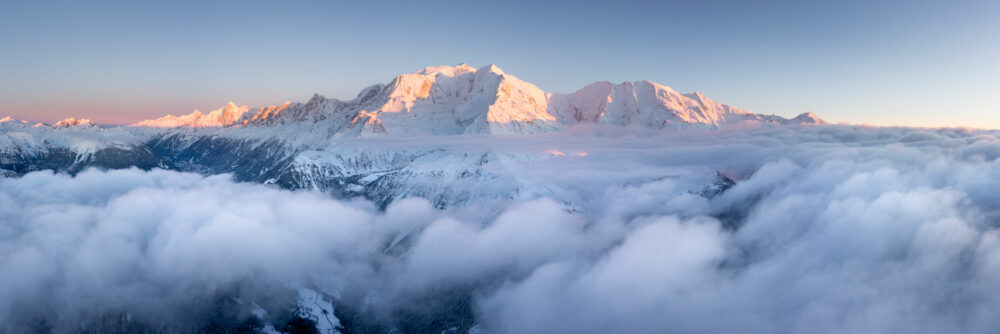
0;64;833;333
129;63;823;133
0;64;823;206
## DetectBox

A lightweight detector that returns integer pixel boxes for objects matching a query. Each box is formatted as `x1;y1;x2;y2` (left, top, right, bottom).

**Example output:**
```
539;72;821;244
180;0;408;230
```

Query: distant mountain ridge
126;63;823;135
133;102;250;128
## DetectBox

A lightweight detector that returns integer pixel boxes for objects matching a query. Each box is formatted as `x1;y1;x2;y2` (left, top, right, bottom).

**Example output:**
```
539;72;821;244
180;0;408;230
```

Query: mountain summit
52;117;96;128
132;64;823;135
134;102;249;128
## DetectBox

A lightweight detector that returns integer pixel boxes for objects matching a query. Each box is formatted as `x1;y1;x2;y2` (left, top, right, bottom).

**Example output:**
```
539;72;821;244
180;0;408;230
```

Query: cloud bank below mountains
3;124;1000;333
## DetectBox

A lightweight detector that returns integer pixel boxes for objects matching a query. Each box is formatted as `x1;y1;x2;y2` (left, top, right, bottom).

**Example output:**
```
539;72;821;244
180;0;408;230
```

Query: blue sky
1;0;997;127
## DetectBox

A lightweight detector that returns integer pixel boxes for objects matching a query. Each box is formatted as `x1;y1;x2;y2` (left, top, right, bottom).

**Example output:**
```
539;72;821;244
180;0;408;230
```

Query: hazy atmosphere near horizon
1;0;998;127
3;1;1000;334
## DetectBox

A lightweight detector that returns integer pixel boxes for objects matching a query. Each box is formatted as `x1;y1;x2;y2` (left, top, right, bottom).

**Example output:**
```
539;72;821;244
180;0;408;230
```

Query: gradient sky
1;0;998;127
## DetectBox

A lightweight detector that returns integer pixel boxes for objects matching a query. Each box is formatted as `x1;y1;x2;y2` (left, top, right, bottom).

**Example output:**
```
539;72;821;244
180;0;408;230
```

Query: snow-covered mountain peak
0;117;35;127
303;94;328;108
243;101;294;124
478;64;506;75
123;64;823;136
134;102;249;128
414;63;477;77
53;117;96;128
221;101;243;113
410;63;505;78
791;112;827;124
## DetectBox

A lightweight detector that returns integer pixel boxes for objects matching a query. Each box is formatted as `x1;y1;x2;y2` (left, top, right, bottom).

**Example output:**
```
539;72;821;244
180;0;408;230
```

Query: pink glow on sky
1;1;997;128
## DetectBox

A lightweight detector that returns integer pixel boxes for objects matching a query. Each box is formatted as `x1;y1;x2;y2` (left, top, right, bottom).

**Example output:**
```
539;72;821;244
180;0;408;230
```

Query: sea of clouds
3;124;1000;333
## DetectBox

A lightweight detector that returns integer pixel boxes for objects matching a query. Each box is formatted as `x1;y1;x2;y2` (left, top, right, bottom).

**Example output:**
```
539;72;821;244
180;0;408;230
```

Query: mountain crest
53;117;96;128
134;102;249;128
791;112;827;124
479;64;505;75
415;63;477;77
132;64;824;135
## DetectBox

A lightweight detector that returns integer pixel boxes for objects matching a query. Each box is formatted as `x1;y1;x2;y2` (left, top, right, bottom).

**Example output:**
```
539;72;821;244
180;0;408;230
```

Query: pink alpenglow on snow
133;102;250;128
125;64;823;137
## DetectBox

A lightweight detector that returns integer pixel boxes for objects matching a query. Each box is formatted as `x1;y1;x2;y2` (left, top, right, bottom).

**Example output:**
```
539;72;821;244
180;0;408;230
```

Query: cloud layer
3;124;1000;333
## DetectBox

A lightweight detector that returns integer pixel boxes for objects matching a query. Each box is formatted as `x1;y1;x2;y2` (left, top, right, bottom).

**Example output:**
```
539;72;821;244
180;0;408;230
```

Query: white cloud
4;124;1000;333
